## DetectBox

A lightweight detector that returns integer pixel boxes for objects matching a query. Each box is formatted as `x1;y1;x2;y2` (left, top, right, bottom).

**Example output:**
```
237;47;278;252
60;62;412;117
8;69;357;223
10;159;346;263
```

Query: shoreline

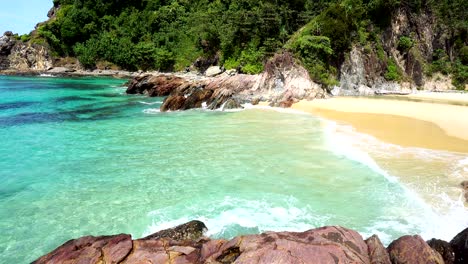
292;96;468;153
0;68;138;79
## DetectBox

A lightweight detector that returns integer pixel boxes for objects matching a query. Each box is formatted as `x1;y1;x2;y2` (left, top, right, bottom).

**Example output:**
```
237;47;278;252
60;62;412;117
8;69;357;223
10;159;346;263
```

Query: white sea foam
322;119;468;243
143;196;328;239
242;104;310;115
140;111;468;245
322;120;398;183
143;108;161;114
139;101;162;105
39;74;56;77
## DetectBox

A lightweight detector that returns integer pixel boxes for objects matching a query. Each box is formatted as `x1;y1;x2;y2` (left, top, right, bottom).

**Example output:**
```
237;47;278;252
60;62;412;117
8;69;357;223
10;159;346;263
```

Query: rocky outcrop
387;235;444;264
34;225;372;264
337;6;460;95
34;221;468;264
338;45;390;96
126;74;191;96
8;42;53;71
142;220;207;241
212;226;371;263
33;234;133;264
0;32;17;70
427;238;455;264
366;235;391;264
0;32;53;72
450;227;468;264
205;66;224;77
129;52;327;111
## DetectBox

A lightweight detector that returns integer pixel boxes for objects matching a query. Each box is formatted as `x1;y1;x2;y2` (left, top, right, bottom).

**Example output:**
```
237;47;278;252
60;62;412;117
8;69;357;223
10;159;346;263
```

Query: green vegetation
39;0;325;72
34;0;466;88
385;59;402;81
398;36;414;52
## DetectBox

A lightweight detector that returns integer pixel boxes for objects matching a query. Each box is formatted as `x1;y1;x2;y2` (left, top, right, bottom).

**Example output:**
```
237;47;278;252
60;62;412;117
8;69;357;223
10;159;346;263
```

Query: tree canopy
33;0;466;87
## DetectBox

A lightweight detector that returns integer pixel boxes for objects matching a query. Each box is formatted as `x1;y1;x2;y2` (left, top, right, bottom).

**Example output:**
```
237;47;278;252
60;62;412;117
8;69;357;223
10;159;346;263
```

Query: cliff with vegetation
1;0;467;93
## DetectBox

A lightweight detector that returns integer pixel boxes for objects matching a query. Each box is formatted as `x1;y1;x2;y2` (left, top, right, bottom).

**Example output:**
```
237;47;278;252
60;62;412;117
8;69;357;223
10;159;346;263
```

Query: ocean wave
139;101;163;105
39;74;56;77
143;196;327;239
322;120;398;183
143;108;161;114
242;103;310;115
322;119;468;243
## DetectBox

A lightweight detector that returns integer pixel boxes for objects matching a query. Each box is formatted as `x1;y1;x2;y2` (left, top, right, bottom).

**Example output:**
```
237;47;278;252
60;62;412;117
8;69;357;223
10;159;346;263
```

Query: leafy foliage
398;36;414;52
33;0;465;90
41;0;323;71
385;59;402;81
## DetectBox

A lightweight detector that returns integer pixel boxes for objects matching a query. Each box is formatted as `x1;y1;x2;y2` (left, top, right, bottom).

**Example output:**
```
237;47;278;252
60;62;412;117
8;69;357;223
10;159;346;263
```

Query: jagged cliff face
0;32;53;72
0;33;17;70
337;7;457;95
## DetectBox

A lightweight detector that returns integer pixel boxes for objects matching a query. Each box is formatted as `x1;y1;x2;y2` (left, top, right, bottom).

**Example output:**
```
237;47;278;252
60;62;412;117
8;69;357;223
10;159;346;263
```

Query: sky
0;0;53;35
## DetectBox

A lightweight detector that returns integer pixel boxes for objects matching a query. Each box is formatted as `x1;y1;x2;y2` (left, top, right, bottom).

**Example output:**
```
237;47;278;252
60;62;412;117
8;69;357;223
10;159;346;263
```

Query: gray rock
450;227;468;264
205;66;223;77
427;238;455;264
47;67;74;73
142;220;207;241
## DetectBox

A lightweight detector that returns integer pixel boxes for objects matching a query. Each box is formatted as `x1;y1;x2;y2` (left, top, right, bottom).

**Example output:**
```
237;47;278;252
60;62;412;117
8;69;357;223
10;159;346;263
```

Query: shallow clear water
0;76;466;263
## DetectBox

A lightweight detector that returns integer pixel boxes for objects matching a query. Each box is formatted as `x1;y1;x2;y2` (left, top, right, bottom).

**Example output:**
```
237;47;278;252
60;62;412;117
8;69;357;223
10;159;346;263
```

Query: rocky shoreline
33;220;467;264
126;52;328;111
0;67;137;79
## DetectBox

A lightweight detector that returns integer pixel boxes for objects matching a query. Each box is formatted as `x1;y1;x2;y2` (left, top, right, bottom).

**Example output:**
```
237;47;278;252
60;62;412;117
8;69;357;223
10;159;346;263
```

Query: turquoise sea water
0;76;466;263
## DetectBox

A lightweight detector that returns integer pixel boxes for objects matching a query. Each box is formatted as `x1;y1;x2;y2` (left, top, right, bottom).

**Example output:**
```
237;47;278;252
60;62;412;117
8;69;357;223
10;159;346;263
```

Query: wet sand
292;97;468;153
405;92;468;106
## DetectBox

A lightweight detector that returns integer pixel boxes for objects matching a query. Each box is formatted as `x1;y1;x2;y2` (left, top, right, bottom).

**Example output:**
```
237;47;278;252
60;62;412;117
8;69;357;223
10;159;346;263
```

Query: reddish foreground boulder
33;234;132;264
36;222;468;264
387;235;444;264
365;235;391;264
206;226;370;264
33;225;371;264
126;75;186;96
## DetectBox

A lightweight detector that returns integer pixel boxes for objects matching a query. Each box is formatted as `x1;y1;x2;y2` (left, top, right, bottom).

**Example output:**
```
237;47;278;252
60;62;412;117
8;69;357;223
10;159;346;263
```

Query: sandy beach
292;95;468;153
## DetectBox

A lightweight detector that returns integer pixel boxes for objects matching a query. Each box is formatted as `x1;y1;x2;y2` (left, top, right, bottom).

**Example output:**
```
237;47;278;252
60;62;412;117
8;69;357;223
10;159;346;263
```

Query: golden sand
292;96;468;153
405;92;468;106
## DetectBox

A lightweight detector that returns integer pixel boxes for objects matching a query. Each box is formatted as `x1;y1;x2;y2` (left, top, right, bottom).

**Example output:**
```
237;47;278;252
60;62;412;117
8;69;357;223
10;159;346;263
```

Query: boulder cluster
0;32;52;72
34;220;467;264
126;52;327;111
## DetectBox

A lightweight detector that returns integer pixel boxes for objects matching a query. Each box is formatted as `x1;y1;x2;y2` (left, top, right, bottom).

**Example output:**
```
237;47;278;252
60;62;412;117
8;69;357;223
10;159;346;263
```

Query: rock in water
205;226;371;263
32;234;133;264
126;75;186;96
450;227;468;264
161;95;187;111
221;98;241;110
142;220;207;241
387;235;444;264
366;235;391;264
427;238;455;264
